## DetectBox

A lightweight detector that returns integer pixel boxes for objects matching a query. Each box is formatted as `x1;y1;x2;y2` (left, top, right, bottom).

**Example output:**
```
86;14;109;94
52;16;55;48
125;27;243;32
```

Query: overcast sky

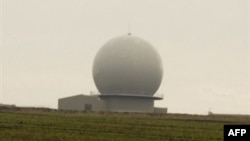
0;0;249;115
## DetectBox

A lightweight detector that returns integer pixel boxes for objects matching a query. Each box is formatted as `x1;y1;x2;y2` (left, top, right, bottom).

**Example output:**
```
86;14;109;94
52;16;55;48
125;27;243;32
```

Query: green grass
0;107;249;141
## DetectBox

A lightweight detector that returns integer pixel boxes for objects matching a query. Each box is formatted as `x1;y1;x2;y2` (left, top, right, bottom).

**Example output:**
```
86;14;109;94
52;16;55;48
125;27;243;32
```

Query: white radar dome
92;35;163;96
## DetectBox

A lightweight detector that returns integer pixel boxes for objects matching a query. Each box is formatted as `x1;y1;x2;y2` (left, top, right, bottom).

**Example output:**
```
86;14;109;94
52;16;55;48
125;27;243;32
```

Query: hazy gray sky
0;0;249;114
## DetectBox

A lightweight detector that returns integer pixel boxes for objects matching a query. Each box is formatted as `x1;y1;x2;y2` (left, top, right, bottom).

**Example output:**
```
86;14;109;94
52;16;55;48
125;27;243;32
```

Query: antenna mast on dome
0;0;3;104
127;22;132;36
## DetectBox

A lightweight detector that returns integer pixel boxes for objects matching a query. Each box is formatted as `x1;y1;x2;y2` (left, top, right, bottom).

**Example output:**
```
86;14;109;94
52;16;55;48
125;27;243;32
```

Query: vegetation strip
0;107;249;141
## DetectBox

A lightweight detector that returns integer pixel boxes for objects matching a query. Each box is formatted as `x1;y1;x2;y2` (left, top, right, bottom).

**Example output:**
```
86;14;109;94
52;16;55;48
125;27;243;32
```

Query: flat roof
98;94;163;100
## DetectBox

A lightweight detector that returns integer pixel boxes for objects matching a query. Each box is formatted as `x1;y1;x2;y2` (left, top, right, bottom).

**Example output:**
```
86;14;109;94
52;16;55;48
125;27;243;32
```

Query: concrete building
58;94;167;113
58;94;106;111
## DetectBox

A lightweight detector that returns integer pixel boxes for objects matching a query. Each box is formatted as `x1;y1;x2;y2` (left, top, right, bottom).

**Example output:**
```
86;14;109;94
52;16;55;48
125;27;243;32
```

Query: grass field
0;107;249;141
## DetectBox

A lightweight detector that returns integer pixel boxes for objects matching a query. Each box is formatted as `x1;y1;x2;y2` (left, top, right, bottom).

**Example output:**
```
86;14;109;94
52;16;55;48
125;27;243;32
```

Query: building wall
154;107;168;113
103;97;154;113
58;95;106;111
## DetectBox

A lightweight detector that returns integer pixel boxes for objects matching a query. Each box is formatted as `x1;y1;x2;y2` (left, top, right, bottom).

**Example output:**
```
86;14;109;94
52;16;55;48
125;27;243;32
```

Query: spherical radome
92;35;163;96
